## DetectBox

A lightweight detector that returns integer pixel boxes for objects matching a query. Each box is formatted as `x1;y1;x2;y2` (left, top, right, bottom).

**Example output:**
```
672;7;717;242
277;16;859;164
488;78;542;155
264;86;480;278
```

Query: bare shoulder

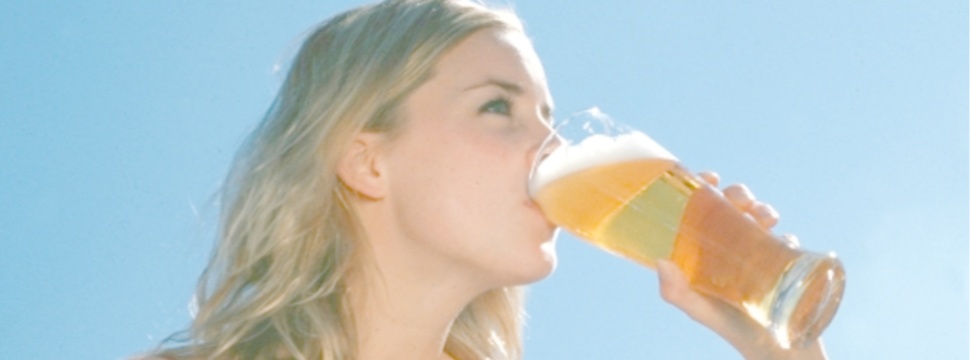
126;353;182;360
127;346;208;360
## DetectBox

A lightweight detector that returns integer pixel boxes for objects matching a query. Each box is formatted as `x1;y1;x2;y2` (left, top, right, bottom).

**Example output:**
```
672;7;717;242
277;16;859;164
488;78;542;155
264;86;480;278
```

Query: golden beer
531;134;845;348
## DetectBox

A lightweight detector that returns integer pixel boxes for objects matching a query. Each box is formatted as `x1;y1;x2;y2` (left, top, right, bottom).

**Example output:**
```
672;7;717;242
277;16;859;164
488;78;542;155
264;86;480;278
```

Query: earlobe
336;132;387;200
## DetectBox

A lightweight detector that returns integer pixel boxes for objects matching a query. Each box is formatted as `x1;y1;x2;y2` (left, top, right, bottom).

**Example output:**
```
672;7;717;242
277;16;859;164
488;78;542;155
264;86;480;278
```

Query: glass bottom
766;252;846;349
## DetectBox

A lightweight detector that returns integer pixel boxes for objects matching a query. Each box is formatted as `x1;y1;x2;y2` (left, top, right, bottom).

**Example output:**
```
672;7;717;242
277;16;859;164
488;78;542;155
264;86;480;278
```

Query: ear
336;132;387;200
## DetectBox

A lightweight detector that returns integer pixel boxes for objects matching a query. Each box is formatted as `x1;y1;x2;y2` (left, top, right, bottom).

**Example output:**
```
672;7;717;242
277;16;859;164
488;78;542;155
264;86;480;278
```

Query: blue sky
1;1;966;359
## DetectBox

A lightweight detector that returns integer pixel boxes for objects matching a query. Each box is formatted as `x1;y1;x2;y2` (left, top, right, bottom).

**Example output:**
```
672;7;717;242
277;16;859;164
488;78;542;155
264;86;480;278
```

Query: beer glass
529;108;845;349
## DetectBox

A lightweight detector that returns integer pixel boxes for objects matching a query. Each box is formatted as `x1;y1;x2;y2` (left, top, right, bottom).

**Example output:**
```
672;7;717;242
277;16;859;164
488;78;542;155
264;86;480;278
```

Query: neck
348;263;483;360
346;196;505;359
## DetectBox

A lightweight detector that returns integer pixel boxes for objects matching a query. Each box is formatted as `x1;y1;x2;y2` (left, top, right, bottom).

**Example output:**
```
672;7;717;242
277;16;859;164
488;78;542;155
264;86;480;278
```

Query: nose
528;120;563;173
536;129;562;160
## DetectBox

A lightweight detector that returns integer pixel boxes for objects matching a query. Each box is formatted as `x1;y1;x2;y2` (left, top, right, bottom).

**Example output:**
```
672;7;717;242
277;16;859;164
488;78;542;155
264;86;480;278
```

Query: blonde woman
145;0;828;359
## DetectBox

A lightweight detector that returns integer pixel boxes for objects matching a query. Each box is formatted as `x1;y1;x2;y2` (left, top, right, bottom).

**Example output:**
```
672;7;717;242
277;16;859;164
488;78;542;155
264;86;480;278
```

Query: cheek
436;128;521;182
428;138;525;227
439;147;511;210
389;124;532;223
458;138;525;199
390;135;497;209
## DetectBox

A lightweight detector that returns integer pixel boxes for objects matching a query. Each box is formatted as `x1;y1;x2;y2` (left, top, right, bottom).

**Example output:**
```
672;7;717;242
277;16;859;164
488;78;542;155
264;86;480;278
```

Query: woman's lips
525;199;556;230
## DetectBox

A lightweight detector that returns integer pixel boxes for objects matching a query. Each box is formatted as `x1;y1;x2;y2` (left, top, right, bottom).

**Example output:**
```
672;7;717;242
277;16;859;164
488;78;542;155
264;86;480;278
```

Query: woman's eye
480;97;511;116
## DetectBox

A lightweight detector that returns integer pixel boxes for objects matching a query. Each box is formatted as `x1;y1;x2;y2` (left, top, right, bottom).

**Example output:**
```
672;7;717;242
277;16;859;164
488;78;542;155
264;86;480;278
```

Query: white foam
529;131;678;196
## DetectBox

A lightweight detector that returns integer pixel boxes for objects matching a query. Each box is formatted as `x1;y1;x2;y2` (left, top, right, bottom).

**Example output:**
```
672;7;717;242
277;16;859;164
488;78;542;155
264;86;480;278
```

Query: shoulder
127;353;186;360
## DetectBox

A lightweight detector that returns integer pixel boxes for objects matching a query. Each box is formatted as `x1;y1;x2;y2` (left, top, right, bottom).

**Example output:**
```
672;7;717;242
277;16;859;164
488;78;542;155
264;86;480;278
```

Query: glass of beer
529;108;846;349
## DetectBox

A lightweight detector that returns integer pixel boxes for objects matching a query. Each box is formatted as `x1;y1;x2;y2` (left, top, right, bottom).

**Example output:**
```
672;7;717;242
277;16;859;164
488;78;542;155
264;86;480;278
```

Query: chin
513;235;559;285
538;234;558;274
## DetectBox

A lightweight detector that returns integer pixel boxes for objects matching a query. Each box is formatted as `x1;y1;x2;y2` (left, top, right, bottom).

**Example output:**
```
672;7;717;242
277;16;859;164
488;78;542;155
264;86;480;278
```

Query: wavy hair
153;1;527;359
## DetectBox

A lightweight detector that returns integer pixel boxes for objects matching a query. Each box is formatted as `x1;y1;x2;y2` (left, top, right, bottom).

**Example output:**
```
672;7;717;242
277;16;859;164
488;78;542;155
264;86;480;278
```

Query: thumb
656;260;733;335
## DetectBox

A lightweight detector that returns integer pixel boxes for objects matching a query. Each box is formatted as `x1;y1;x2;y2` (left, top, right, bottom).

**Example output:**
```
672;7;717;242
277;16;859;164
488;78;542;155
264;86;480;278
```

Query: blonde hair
154;1;527;359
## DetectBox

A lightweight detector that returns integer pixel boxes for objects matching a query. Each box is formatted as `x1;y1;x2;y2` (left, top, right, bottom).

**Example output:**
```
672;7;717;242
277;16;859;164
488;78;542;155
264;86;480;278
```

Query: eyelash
479;96;512;116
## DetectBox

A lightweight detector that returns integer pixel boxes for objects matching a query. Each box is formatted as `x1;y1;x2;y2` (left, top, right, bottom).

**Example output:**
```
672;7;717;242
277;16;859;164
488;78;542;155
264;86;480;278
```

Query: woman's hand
656;172;828;360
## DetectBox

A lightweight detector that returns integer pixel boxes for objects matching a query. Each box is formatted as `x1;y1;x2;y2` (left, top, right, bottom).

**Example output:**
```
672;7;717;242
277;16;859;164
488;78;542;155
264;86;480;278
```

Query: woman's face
380;28;558;288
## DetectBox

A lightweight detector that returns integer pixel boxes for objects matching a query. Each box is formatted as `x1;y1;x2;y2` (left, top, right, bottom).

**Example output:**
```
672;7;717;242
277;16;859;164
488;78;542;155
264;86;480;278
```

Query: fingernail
698;171;720;185
782;234;800;248
759;203;779;220
725;184;755;204
737;184;754;201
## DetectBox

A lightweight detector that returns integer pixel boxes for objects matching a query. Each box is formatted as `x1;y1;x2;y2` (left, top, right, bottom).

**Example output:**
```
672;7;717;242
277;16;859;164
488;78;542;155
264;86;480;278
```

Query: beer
531;132;845;348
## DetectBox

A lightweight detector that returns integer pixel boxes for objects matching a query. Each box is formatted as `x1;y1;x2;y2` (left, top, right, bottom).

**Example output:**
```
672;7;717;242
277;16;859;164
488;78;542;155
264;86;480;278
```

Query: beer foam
529;131;678;196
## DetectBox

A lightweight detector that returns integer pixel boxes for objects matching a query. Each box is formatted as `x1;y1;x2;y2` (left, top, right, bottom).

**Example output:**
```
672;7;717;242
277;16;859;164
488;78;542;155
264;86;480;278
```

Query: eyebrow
462;78;524;94
463;78;555;122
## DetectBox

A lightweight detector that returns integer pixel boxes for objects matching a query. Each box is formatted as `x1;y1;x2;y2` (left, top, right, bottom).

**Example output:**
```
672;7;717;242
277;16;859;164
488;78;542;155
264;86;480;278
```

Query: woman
147;0;828;358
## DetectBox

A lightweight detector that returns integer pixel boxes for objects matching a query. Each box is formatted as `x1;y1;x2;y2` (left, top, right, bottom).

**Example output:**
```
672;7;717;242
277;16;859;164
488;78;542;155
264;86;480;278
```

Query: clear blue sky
1;1;966;359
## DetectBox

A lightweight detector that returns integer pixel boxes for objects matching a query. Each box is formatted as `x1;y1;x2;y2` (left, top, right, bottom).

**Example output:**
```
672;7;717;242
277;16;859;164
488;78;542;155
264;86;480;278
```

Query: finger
696;171;720;187
658;260;774;353
750;201;780;229
657;260;709;316
779;233;800;249
722;184;755;211
657;260;731;334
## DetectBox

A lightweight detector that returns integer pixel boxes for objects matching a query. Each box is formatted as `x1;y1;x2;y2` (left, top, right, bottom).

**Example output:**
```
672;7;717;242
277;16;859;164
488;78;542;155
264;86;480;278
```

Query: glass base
766;252;846;349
